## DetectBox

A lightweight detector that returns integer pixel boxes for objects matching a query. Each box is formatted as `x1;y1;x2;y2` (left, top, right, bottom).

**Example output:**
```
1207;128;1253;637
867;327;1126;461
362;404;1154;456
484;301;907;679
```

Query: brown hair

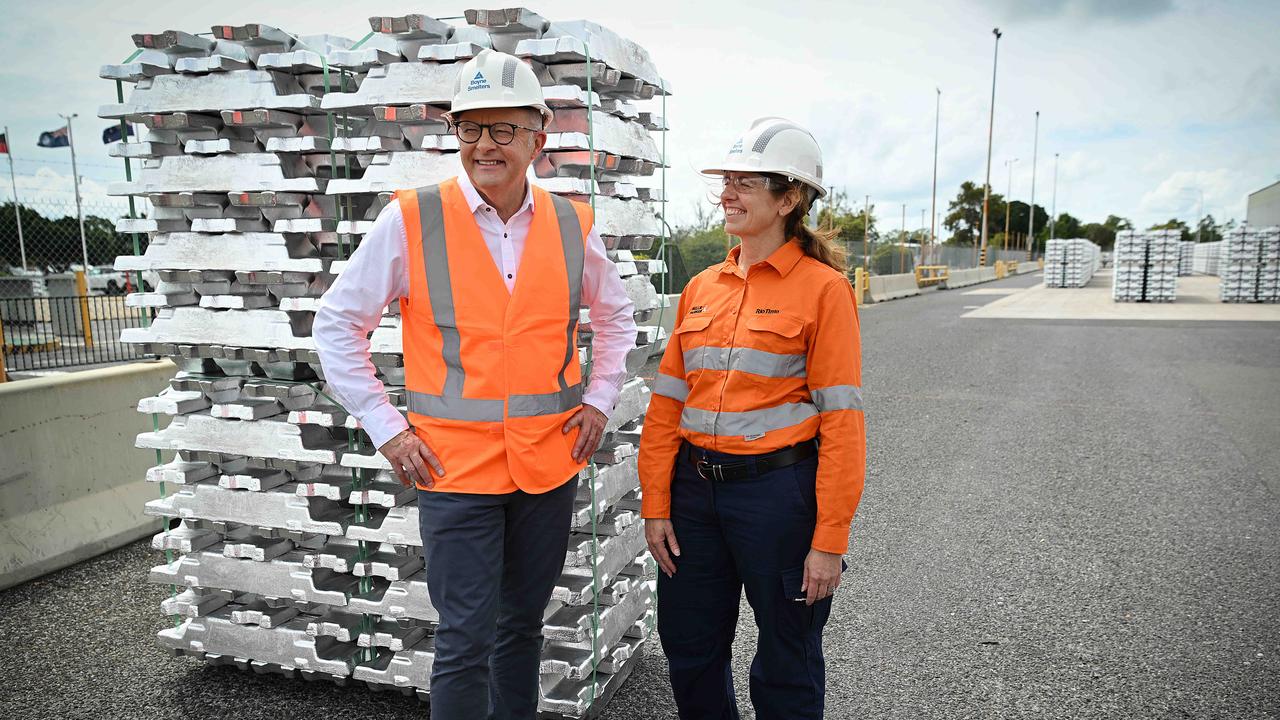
767;175;847;273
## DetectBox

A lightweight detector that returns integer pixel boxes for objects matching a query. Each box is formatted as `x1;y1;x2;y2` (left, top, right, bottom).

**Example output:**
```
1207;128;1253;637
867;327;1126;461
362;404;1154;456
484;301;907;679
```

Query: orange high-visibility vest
396;177;593;494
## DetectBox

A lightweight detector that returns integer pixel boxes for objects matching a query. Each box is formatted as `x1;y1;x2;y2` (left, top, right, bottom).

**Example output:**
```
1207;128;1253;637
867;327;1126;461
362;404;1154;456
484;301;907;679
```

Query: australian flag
102;123;134;144
37;126;70;148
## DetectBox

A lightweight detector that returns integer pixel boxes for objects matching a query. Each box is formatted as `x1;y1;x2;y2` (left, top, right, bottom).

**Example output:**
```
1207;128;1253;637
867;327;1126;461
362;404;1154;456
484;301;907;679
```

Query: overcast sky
1;0;1276;233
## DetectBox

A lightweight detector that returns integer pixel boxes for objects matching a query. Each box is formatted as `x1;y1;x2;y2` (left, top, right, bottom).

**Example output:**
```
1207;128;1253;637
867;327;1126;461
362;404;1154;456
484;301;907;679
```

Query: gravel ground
3;272;1277;719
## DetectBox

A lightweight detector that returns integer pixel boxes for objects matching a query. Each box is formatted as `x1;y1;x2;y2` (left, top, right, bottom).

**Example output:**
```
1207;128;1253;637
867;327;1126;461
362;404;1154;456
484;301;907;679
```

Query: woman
638;117;866;720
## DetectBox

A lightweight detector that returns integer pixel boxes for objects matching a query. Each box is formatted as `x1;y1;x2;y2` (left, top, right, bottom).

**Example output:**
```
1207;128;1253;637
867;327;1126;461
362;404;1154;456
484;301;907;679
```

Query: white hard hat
445;49;553;126
702;117;827;199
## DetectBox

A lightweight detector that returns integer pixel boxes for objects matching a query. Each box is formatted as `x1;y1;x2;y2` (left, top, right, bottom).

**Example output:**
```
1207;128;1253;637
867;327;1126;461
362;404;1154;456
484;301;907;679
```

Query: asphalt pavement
3;271;1277;719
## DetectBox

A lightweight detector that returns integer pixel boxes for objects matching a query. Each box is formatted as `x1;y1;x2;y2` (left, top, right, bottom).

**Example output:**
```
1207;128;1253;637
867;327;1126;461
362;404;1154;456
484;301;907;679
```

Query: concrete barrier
867;272;921;302
0;359;177;589
979;267;998;282
944;267;983;289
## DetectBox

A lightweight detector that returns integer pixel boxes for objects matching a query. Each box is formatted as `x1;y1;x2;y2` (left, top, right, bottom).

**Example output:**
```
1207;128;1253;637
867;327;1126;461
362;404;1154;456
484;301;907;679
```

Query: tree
944;181;1001;246
0;201;146;271
1081;222;1116;250
816;190;877;267
1046;212;1083;240
1192;214;1224;243
1148;218;1191;242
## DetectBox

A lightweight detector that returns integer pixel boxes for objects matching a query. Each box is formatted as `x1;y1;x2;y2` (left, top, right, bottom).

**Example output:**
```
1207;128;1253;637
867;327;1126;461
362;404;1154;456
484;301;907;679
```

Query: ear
531;131;547;156
778;187;802;217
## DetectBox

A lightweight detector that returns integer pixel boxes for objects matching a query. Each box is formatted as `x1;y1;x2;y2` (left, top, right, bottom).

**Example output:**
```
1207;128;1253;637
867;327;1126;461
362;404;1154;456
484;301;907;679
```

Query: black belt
683;440;818;482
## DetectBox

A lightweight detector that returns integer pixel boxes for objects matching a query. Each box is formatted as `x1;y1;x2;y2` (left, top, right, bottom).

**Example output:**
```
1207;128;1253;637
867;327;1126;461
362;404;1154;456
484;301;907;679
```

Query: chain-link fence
1;197;146;276
1;195;154;374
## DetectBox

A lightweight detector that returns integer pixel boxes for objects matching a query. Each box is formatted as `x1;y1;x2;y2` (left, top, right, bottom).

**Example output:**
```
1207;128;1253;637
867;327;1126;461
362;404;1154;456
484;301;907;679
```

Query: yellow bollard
995;260;1006;279
852;267;867;306
75;270;95;350
0;311;7;383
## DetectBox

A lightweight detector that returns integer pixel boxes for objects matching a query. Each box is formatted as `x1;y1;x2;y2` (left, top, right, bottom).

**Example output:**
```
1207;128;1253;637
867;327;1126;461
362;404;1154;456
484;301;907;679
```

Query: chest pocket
675;313;714;374
745;314;806;351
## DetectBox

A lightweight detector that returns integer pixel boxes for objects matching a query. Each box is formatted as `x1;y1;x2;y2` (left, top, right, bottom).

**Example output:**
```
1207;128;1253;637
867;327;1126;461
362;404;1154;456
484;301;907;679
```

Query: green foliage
870;242;915;275
0;202;143;272
1148;218;1191;242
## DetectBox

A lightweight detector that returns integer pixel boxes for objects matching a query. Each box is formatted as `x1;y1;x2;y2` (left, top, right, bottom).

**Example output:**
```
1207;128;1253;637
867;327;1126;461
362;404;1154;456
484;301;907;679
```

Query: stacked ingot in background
102;10;672;716
1043;238;1101;288
1219;225;1280;303
1191;240;1223;276
1112;229;1179;302
1178;240;1195;276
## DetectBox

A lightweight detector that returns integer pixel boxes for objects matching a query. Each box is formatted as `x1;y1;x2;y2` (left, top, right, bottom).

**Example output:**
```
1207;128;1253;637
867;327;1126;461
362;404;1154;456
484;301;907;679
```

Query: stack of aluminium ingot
1219;225;1280;303
1111;229;1180;302
1178;240;1195;276
102;11;670;716
1042;238;1101;288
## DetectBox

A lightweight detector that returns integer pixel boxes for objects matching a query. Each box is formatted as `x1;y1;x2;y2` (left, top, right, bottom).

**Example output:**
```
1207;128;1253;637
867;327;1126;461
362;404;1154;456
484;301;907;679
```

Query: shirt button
507;274;513;279
485;207;492;213
503;233;508;238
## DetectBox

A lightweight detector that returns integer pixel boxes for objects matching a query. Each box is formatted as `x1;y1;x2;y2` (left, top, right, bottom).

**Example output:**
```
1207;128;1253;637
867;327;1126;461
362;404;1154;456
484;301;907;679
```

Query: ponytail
771;176;847;273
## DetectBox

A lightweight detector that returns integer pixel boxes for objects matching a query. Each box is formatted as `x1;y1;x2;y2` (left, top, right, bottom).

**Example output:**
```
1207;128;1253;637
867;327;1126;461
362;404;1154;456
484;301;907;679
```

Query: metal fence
0;291;150;373
1;197;144;275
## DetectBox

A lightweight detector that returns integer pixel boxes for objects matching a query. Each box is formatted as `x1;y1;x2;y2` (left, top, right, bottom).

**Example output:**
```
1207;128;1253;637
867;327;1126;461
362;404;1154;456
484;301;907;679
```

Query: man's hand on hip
379;428;445;489
563;404;607;463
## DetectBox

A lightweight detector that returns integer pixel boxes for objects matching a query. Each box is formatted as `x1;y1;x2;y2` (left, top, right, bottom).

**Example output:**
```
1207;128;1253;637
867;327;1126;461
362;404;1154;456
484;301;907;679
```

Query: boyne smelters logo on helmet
468;71;491;91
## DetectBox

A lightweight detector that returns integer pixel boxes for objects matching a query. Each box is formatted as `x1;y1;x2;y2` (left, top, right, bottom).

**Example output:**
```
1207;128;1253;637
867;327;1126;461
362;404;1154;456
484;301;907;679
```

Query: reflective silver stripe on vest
410;184;585;421
680;402;819;437
508;384;583;418
406;391;504;422
684;346;807;378
550;193;585;395
812;385;863;412
652;373;689;403
417;185;466;397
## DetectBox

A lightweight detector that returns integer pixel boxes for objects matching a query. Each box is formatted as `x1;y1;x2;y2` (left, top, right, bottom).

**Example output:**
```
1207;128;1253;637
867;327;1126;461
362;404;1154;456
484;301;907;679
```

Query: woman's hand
801;549;843;606
645;518;681;578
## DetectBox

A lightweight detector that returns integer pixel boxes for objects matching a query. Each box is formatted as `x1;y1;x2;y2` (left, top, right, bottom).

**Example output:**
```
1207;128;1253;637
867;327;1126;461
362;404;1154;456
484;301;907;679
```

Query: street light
57;112;89;271
978;27;1003;267
1003;157;1019;252
1050;152;1060;242
1027;110;1040;259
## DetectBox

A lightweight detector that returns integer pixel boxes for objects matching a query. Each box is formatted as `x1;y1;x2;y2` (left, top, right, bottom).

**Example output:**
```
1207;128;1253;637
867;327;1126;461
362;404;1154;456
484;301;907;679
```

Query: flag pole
4;126;27;270
59;114;89;270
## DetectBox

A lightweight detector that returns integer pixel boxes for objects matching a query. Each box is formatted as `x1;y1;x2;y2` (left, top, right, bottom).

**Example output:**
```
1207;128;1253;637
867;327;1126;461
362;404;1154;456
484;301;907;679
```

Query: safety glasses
451;120;541;146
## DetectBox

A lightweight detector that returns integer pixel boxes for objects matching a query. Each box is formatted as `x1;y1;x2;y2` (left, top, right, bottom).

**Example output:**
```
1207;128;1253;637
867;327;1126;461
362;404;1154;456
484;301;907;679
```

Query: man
313;49;637;719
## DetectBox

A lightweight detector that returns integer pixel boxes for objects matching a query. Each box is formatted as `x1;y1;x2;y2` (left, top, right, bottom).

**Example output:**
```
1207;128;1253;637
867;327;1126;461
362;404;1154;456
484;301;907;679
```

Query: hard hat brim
445;101;555;127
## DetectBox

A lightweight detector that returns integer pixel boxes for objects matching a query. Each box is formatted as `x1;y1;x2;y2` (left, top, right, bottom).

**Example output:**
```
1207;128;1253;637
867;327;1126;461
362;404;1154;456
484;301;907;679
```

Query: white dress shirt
313;172;638;449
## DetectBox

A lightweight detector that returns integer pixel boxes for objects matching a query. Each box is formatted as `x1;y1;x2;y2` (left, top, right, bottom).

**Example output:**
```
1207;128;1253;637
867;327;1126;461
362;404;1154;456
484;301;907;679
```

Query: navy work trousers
417;476;578;720
658;443;834;720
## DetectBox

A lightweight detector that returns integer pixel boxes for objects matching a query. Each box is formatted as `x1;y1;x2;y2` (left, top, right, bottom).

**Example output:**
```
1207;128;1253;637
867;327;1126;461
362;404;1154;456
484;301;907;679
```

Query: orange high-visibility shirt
638;240;866;554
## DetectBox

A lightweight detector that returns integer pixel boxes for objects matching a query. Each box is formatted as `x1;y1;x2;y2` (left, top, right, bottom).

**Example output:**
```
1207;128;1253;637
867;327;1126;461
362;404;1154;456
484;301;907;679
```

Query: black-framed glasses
451;120;541;146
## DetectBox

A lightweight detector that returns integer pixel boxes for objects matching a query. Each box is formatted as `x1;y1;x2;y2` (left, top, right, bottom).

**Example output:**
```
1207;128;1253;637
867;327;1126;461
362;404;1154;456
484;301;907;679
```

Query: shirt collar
456;170;536;218
719;239;806;278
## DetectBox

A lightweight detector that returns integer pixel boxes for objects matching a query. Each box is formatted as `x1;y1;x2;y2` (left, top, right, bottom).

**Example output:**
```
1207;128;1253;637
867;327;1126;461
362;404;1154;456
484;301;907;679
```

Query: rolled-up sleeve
805;277;866;554
313;200;410;449
638;290;692;518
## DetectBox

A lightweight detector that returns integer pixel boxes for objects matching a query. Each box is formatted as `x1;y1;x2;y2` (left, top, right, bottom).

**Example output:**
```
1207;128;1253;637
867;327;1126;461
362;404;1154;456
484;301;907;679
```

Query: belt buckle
695;459;725;482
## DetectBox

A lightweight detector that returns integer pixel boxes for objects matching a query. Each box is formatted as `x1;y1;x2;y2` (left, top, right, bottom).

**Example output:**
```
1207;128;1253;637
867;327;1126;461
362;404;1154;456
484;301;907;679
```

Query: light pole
978;27;1002;267
930;87;941;266
899;203;907;274
1003;157;1018;253
1026;110;1039;259
863;194;871;269
4;125;26;270
1050;152;1060;242
58;113;89;270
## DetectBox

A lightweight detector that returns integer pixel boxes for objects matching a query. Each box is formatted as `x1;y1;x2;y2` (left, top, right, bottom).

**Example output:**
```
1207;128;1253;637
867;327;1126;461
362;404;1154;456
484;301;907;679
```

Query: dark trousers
417;476;578;720
658;443;833;720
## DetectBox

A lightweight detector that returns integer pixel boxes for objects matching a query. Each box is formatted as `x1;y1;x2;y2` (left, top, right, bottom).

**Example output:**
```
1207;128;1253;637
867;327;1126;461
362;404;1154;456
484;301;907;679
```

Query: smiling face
455;107;546;197
720;172;799;239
